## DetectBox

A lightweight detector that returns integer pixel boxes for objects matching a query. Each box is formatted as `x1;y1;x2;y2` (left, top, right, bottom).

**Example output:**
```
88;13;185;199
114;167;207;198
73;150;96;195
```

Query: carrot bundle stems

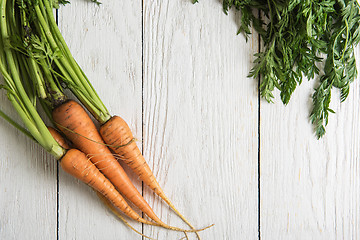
0;0;65;159
32;0;111;124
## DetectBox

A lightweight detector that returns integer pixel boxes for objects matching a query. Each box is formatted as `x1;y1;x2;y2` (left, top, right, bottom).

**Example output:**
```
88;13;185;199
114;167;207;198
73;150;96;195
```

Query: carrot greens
196;0;360;138
0;0;65;158
12;0;111;123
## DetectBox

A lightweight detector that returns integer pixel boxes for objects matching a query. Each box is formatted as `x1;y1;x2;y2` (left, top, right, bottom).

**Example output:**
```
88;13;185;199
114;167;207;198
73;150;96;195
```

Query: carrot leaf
197;0;360;138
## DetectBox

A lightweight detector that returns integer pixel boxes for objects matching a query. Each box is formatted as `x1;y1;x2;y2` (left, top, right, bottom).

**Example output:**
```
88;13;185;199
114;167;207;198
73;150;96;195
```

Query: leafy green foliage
197;0;360;138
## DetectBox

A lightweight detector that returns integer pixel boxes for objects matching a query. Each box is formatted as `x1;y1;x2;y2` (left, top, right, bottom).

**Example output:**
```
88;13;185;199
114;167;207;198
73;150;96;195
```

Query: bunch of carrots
0;0;212;239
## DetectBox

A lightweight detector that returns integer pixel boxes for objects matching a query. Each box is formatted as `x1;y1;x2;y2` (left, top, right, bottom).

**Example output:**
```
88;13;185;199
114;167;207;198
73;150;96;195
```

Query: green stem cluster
22;0;110;124
0;0;111;157
0;0;65;158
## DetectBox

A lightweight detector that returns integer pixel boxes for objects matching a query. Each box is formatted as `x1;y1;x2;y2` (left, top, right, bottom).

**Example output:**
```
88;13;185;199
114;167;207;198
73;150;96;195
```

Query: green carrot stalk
29;0;110;123
0;0;65;159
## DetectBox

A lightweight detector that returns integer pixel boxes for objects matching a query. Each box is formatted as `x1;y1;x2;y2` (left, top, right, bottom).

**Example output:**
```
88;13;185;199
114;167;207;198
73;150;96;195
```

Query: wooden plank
142;0;259;239
57;2;143;239
0;89;57;238
260;47;360;238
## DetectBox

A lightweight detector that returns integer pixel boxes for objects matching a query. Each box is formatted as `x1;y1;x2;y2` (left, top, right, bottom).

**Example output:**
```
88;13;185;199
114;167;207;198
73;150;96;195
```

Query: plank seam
257;9;261;240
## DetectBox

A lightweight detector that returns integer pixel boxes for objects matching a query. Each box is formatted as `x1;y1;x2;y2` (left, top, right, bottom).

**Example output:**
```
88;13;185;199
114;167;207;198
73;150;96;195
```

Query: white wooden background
1;0;360;239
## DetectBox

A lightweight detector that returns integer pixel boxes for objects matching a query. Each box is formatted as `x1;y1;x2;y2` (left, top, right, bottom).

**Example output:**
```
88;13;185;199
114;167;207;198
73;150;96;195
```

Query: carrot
52;100;212;234
47;125;157;226
48;126;150;224
47;126;70;149
51;128;208;237
61;149;210;233
52;100;163;222
100;115;200;236
60;148;155;225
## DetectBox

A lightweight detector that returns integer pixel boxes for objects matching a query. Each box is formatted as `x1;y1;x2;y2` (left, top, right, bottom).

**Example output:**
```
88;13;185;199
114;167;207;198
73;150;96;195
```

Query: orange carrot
52;100;163;224
100;116;199;235
48;126;70;149
55;128;207;234
60;148;154;225
49;127;148;223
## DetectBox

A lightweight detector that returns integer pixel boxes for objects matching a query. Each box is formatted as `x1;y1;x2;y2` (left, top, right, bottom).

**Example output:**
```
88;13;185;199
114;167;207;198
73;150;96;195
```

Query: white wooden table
1;1;360;239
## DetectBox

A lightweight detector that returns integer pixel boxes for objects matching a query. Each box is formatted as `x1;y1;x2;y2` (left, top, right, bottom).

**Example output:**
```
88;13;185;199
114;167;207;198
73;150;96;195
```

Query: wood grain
0;112;57;239
0;75;57;240
260;42;360;239
142;0;259;239
57;1;143;239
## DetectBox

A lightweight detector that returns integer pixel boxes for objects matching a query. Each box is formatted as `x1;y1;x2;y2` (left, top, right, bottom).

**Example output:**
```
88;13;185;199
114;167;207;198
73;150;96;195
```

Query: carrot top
12;0;111;124
0;0;65;159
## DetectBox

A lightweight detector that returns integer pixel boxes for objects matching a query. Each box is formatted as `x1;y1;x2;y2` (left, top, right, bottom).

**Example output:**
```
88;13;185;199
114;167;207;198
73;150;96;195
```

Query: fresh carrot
47;126;70;149
45;128;154;225
49;123;204;236
52;100;211;233
52;100;163;223
100;115;199;234
60;141;209;233
60;148;155;225
47;128;159;238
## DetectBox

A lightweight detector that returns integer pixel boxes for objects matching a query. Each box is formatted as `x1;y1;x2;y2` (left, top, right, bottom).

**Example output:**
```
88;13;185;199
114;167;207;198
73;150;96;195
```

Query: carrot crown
15;0;111;124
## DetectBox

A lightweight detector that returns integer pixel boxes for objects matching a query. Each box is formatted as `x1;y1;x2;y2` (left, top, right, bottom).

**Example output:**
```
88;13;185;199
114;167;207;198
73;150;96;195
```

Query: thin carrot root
100;115;204;238
95;190;211;237
96;191;198;240
183;232;189;240
157;223;214;233
95;190;158;240
179;236;189;240
163;199;202;239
